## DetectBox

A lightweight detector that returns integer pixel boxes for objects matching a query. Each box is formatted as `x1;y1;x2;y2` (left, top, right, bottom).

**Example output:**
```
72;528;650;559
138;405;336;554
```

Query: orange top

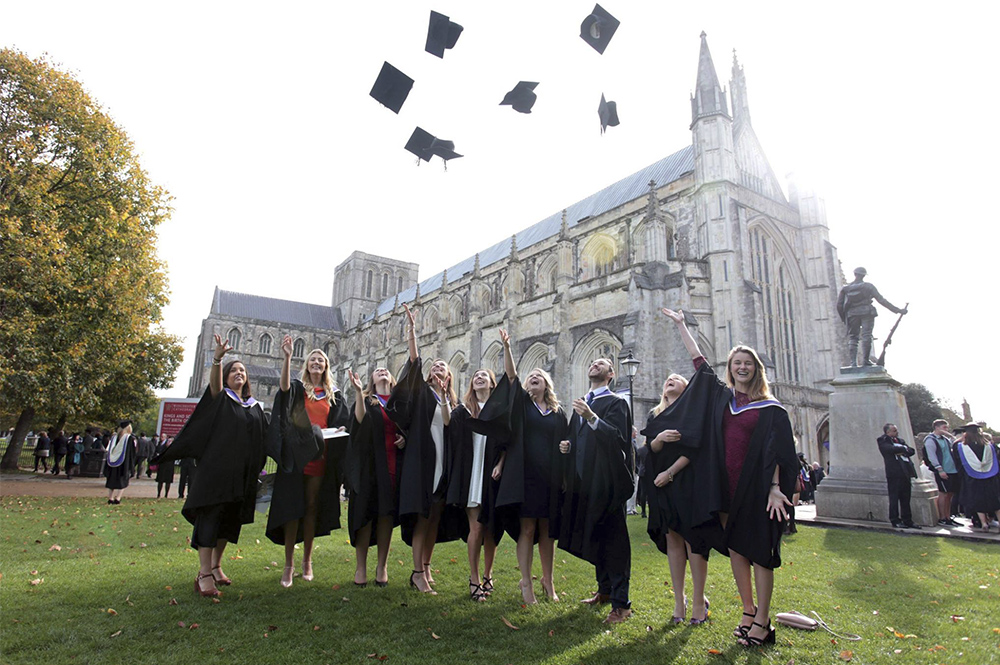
302;387;331;476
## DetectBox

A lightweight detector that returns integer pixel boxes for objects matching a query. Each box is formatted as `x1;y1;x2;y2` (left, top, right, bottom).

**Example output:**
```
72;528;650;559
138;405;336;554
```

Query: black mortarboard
425;10;464;58
404;127;463;165
580;4;620;55
370;62;414;114
500;81;538;114
598;94;619;133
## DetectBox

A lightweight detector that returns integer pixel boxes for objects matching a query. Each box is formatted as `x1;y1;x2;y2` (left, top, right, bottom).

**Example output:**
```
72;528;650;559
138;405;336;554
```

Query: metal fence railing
0;436;41;469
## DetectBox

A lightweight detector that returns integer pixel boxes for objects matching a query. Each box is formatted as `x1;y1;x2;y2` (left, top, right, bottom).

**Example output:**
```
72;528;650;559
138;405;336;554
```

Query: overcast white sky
4;1;998;425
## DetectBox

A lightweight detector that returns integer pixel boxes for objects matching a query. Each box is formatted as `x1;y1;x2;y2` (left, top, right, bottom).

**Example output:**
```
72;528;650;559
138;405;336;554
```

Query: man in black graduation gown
558;358;634;624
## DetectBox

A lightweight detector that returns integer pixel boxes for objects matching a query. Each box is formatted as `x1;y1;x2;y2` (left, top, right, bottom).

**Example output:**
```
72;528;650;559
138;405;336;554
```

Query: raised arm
209;333;233;398
279;334;293;392
348;370;366;424
403;303;418;361
499;328;516;381
662;308;703;360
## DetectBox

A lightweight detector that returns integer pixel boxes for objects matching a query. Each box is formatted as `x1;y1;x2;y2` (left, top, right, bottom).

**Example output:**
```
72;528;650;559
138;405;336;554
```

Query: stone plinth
815;367;938;526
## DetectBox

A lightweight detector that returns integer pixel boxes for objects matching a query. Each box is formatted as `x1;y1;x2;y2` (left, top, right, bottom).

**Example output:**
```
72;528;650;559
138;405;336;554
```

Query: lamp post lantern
620;349;640;423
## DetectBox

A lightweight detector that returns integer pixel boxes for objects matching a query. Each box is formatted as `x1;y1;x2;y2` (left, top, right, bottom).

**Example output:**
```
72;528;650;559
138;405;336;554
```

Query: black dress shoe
903;522;921;530
891;522;903;528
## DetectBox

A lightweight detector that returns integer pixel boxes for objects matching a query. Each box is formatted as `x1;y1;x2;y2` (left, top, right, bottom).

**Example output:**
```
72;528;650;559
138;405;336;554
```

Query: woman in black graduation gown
152;333;268;598
154;437;175;498
446;367;511;601
641;373;711;625
385;303;458;595
265;337;350;587
496;329;567;605
344;367;404;587
663;308;797;647
955;423;1000;532
104;421;136;504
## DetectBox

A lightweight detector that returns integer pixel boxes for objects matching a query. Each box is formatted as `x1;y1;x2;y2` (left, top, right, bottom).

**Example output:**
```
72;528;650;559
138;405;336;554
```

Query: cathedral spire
690;31;729;128
730;48;750;128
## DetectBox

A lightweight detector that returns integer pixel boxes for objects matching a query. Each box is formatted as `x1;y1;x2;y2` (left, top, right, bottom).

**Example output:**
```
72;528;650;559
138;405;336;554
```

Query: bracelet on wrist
212;358;223;366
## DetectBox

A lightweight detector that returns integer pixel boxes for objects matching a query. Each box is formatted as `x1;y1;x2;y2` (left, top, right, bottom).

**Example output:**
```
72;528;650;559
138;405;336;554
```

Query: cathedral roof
367;144;694;320
211;288;344;331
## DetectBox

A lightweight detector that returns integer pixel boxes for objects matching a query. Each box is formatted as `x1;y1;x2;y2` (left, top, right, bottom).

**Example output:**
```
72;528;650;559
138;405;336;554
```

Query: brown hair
725;345;771;401
222;360;252;400
462;368;497;418
525;368;560;412
363;368;397;401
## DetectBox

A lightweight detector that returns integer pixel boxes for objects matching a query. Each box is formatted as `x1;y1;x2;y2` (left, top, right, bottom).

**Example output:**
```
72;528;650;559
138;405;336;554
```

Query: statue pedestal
815;367;938;526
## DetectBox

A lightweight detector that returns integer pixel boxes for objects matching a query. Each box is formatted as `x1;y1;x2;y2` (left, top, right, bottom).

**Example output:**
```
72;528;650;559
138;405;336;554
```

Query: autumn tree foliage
0;49;182;468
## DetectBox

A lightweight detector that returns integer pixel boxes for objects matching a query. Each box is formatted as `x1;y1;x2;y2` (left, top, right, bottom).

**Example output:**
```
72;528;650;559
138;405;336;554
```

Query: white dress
467;402;487;507
430;403;445;493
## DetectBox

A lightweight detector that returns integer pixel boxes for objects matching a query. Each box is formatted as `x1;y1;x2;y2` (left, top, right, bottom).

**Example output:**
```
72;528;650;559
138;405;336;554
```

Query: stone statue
837;267;907;367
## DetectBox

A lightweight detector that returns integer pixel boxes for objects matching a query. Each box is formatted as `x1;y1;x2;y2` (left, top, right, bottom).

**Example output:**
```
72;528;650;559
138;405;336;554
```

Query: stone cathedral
188;34;845;465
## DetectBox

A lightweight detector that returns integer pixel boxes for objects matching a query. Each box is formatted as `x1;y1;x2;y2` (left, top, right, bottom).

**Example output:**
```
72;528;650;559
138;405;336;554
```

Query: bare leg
516;517;538;604
665;529;688;619
375;516;393;584
466;506;483;586
410;515;435;593
730;550;757;635
196;546;218;595
301;475;322;580
282;520;298;587
354;521;372;585
538;518;558;601
742;563;775;643
482;530;497;589
422;500;442;585
687;543;709;621
210;539;228;580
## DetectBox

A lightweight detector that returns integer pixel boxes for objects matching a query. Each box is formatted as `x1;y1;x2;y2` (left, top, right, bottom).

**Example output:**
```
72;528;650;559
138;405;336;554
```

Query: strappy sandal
211;565;232;586
733;606;756;637
195;572;221;597
469;579;487;602
280;566;294;588
302;561;314;582
423;562;435;585
738;620;775;647
672;596;687;624
410;570;437;595
481;575;494;596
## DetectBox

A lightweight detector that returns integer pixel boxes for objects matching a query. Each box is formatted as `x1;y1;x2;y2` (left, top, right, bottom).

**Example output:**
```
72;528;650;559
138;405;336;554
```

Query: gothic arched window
366;270;373;298
749;225;801;383
382;272;389;297
227;328;242;351
258;333;272;355
292;338;306;359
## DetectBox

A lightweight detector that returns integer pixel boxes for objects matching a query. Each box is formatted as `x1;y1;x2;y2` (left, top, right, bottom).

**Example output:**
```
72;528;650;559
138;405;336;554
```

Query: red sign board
156;398;200;438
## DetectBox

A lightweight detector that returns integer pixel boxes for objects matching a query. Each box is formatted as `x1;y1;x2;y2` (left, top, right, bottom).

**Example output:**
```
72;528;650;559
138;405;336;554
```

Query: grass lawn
2;496;998;664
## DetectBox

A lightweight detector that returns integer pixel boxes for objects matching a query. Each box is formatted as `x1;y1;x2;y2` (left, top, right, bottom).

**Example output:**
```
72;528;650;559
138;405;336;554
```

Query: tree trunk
0;407;36;470
54;412;68;434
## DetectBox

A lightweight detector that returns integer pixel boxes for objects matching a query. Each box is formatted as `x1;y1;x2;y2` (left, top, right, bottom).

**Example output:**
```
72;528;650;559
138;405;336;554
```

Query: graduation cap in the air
580;4;620;55
425;10;463;58
404;127;463;166
500;81;539;114
598;94;620;133
370;62;414;114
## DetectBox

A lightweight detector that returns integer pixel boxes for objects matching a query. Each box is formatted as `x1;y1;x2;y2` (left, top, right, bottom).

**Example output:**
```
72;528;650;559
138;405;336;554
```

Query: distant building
189;34;844;465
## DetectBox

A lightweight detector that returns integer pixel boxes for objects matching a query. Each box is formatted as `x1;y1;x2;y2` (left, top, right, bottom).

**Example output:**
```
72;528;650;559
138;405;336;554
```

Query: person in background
877;423;920;530
954;423;1000;534
155;437;175;498
32;430;50;473
178;456;196;499
65;434;84;478
50;430;67;476
923;419;961;527
134;432;150;479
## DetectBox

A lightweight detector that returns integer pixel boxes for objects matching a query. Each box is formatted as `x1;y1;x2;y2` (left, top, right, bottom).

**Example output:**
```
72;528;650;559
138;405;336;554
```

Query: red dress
302;388;331;477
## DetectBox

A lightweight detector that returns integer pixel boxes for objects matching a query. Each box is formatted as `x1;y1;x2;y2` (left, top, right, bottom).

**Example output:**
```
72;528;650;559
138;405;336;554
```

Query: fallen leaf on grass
501;616;520;630
429;632;440;640
107;608;118;616
839;649;853;661
49;544;61;551
267;625;278;632
313;625;320;631
332;584;341;590
645;625;653;632
178;622;186;628
993;628;1000;634
30;570;38;575
110;630;122;638
548;630;554;637
893;649;902;654
168;598;178;606
707;648;723;654
189;623;199;630
165;586;172;590
29;578;43;586
951;615;965;622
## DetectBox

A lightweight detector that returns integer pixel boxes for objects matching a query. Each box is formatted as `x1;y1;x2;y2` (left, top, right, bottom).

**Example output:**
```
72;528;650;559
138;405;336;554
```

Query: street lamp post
620;350;640;423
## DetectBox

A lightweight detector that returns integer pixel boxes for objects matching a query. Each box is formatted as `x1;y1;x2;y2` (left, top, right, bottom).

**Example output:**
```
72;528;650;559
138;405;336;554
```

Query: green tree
899;383;943;434
0;49;182;469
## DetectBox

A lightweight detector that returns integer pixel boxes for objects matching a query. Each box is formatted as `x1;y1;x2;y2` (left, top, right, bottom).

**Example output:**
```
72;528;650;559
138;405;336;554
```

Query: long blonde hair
651;374;689;417
462;368;497;418
300;349;336;403
525;368;560;412
426;358;458;406
362;368;396;402
725;345;772;401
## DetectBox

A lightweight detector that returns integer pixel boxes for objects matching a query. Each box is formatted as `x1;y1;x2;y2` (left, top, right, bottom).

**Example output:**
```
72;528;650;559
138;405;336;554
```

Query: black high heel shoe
738;621;776;647
410;570;436;595
733;606;756;637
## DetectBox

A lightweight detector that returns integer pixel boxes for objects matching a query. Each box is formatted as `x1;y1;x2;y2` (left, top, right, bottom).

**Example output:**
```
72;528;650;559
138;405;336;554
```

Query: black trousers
887;476;913;524
594;508;631;610
51;453;64;474
33;455;49;472
178;466;194;498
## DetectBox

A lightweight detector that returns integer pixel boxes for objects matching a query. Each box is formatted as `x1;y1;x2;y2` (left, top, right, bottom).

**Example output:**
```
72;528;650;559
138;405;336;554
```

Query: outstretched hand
403;302;417;328
281;334;293;359
213;333;234;361
767;486;793;521
347;369;363;392
661;308;685;324
499;328;510;347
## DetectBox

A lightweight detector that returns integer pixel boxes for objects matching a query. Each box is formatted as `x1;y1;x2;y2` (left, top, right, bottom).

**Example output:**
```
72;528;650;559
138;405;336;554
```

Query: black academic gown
688;361;798;570
495;377;568;542
344;396;403;547
264;380;351;545
557;390;633;565
104;436;136;490
153;387;269;527
640;362;715;557
385;357;463;546
445;375;513;544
